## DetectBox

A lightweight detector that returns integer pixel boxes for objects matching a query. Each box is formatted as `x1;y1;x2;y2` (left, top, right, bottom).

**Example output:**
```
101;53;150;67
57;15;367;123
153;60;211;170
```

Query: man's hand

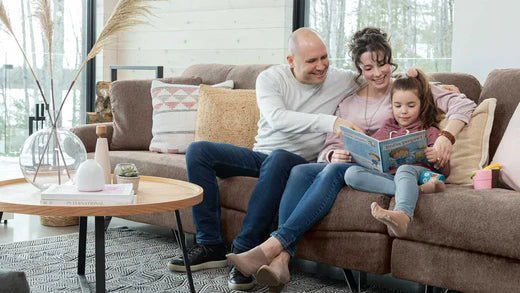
334;118;363;136
440;84;461;93
331;149;352;163
426;135;453;168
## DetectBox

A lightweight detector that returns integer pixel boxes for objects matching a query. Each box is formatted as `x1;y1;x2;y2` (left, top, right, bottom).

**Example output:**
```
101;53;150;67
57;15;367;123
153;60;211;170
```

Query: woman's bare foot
371;202;410;237
420;178;445;194
226;237;284;277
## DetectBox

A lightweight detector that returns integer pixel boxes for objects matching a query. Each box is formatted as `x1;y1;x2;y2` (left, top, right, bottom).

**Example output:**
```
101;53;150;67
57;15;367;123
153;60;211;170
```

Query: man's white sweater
253;64;358;161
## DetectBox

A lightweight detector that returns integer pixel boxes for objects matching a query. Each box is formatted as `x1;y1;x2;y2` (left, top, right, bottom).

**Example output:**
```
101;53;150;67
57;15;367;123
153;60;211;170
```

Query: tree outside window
0;0;87;156
307;0;454;73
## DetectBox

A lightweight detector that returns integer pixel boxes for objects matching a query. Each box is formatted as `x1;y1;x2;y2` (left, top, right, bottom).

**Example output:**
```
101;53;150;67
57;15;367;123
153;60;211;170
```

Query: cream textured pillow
149;80;233;153
491;102;520;191
439;98;497;184
195;85;259;149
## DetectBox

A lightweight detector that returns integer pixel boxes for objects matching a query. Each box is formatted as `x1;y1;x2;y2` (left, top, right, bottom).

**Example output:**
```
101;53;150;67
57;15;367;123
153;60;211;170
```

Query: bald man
168;28;360;290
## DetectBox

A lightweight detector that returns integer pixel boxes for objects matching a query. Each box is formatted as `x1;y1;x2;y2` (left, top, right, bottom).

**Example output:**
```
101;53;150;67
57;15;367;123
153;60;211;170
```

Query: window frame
86;0;96;116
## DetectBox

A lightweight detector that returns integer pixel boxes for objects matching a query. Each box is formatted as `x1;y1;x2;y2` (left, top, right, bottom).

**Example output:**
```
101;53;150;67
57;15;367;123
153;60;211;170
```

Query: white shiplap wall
96;0;293;81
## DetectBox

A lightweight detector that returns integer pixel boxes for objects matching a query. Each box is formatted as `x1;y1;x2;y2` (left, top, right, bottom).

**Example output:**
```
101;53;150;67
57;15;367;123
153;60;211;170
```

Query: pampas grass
0;0;156;183
0;1;13;35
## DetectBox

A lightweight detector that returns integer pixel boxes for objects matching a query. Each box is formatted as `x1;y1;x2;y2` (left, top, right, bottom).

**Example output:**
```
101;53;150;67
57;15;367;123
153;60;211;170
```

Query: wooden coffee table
0;176;203;293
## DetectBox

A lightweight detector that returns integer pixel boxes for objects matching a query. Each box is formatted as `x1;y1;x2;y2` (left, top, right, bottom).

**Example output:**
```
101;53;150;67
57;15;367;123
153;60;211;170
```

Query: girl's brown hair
392;69;442;129
348;27;398;84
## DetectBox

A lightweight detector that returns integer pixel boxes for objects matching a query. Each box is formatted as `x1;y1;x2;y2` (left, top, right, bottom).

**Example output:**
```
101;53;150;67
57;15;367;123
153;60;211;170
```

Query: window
0;0;87;156
305;0;454;73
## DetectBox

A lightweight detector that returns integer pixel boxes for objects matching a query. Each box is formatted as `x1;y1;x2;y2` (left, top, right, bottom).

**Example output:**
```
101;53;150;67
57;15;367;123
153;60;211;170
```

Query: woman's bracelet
439;130;456;145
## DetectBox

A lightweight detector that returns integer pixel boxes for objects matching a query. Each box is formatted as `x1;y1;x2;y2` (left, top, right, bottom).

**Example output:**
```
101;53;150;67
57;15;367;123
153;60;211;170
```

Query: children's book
340;126;428;173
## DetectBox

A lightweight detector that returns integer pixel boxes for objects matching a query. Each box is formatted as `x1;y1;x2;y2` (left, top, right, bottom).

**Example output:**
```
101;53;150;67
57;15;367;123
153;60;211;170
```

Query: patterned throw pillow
149;80;233;153
110;76;202;151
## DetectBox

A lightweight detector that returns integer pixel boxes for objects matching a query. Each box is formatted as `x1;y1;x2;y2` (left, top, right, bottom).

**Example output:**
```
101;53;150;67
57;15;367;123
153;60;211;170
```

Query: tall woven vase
19;123;87;226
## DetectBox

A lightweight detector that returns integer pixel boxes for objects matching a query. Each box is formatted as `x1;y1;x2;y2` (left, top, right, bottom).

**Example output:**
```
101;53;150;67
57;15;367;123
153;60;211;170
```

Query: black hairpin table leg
174;210;196;293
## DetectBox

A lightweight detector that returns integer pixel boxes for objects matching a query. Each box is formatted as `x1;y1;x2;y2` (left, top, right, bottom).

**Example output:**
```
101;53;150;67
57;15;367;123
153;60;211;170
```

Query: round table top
0;176;203;216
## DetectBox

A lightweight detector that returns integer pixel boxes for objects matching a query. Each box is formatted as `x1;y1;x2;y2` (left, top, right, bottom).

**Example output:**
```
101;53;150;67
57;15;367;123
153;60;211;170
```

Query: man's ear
286;55;295;68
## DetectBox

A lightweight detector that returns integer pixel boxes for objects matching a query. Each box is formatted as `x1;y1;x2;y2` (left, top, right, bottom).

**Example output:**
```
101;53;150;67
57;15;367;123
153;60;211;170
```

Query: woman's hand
331;149;352;163
427;136;453;168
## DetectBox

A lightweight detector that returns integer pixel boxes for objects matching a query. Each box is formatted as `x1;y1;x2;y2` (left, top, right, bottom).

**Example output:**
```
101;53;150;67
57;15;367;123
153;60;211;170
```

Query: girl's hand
428;136;453;168
331;149;352;163
424;147;439;163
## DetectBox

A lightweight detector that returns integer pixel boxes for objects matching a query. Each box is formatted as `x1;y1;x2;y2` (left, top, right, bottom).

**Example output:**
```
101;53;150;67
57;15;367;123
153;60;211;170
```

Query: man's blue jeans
344;164;427;219
270;162;354;256
185;141;307;248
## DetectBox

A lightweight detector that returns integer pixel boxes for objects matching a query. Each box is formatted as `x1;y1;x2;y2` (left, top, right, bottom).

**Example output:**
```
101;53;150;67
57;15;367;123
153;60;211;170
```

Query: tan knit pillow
195;85;259;149
439;98;496;184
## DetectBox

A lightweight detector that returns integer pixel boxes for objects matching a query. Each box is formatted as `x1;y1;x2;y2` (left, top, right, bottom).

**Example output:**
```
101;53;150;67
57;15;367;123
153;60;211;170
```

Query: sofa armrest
71;122;114;153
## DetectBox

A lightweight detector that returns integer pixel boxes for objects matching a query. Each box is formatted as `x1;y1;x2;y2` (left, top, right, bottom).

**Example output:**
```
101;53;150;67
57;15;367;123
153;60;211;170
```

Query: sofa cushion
101;151;188;181
479;68;520;158
392;239;520;293
194;85;259;149
218;177;391;234
110;76;202;151
491;101;520;191
149;80;233;154
439;98;496;184
390;184;520;260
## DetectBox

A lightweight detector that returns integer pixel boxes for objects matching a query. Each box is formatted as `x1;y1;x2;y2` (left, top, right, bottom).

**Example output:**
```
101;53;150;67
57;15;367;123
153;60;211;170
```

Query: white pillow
149;80;234;153
491;102;520;191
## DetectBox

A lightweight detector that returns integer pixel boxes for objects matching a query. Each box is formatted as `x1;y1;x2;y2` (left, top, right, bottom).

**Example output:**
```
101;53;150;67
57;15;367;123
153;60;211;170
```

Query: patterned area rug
0;227;398;292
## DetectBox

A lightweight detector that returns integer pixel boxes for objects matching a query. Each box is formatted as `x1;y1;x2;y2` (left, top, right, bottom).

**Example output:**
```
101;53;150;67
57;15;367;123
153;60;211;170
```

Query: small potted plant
114;163;140;193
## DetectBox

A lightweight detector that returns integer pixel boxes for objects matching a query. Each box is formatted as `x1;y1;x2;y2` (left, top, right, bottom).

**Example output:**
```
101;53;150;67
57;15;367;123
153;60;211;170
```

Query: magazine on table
41;183;135;202
340;126;428;173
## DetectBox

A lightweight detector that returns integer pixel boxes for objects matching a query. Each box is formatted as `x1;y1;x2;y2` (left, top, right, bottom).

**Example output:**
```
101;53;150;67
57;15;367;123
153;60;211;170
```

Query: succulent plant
116;164;139;177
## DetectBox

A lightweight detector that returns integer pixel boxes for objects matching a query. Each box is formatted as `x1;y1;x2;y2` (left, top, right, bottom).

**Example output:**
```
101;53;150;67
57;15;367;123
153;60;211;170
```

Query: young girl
344;68;450;237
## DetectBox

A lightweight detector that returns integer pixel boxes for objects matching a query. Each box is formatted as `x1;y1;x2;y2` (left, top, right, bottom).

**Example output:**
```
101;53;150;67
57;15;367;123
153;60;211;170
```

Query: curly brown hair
391;69;442;129
348;27;398;84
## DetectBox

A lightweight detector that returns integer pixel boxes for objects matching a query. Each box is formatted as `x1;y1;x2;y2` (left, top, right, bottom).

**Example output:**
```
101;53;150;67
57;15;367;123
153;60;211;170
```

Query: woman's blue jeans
185;141;308;248
270;162;354;256
344;165;426;219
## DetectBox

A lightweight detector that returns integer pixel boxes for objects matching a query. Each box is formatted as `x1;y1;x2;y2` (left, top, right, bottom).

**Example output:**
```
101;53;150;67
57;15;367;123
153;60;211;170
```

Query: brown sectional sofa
72;64;520;293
